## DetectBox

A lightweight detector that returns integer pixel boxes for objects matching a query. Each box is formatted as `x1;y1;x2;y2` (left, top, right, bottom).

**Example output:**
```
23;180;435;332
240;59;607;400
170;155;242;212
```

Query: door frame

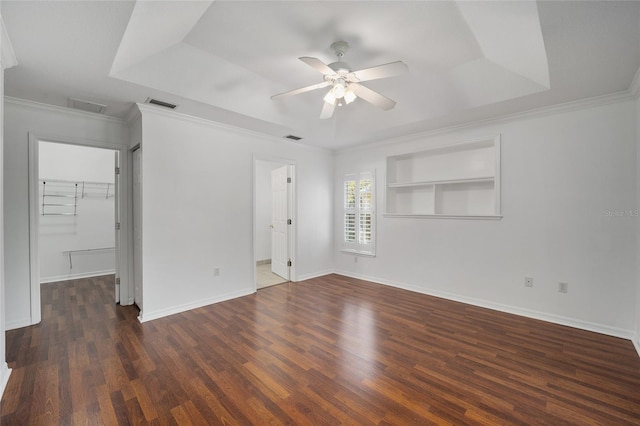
130;145;142;311
27;132;131;324
252;157;296;290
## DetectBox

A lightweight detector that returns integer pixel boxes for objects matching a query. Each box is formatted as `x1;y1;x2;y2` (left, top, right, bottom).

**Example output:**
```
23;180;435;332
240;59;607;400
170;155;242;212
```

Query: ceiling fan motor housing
328;41;351;76
328;61;351;75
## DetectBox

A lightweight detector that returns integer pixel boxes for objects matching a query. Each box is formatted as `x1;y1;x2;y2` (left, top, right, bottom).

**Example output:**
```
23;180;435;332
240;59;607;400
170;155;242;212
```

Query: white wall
335;98;638;338
39;142;115;182
39;142;115;282
636;93;640;353
137;105;333;321
3;99;127;329
0;14;14;398
255;160;284;262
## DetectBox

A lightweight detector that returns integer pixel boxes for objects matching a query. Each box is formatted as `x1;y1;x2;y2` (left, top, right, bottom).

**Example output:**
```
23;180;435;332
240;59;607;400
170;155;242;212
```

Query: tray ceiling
2;1;639;149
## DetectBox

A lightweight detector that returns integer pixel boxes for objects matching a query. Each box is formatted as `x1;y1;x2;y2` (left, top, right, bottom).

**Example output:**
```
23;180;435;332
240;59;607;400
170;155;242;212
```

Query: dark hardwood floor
2;274;640;425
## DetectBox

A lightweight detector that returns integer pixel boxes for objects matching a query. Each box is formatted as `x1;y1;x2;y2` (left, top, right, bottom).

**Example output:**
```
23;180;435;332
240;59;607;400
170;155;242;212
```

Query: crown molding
1;18;17;70
124;104;142;125
338;90;635;154
5;96;125;125
136;103;332;153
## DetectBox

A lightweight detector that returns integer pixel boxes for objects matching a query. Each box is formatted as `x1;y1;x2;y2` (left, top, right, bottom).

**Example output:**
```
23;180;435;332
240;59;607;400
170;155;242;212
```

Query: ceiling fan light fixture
323;89;337;105
344;87;357;104
333;79;346;98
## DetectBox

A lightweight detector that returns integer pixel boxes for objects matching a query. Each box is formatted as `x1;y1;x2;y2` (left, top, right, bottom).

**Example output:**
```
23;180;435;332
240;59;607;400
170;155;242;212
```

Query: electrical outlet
558;282;568;293
214;267;220;277
525;277;533;287
354;256;358;263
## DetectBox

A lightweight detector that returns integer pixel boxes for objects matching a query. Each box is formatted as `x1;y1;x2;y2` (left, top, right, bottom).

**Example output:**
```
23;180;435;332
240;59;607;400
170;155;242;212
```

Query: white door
271;165;289;280
114;151;121;303
132;148;143;309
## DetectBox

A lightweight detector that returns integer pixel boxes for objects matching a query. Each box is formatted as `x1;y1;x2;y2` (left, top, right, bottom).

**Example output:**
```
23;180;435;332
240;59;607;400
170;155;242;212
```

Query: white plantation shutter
344;177;357;242
343;171;375;255
345;213;356;242
358;176;373;245
359;213;372;244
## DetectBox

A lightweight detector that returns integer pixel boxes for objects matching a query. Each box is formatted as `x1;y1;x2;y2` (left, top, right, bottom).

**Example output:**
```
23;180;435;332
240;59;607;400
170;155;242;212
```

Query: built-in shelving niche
385;136;501;219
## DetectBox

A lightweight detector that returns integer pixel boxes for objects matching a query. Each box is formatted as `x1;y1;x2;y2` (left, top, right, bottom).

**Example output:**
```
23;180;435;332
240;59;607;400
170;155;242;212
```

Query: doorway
28;134;130;324
37;142;117;285
254;160;296;289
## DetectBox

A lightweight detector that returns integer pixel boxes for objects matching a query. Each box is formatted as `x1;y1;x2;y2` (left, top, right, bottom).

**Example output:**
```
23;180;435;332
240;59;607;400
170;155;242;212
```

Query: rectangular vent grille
146;98;177;109
284;135;302;141
68;98;107;114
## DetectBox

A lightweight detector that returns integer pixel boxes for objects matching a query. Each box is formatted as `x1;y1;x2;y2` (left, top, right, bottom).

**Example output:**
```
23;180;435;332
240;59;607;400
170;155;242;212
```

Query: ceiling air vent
284;135;302;141
68;97;107;114
145;97;177;109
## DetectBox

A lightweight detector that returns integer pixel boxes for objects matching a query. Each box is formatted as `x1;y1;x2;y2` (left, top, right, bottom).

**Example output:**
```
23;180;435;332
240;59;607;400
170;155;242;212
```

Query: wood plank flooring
3;274;640;425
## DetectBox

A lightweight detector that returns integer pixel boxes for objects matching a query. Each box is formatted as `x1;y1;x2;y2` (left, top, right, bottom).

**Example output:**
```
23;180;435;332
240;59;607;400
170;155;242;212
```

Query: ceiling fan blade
347;61;408;82
320;101;336;119
271;81;331;100
351;83;397;111
299;57;337;76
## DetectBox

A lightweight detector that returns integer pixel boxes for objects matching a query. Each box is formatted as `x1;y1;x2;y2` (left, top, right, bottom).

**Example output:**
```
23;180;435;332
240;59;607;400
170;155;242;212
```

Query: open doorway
28;134;130;325
38;142;117;284
254;160;296;289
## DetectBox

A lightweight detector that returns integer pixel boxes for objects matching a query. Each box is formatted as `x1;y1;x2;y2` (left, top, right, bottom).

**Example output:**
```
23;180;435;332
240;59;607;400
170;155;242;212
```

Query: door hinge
115;222;121;230
115;277;121;286
115;167;121;175
287;219;292;225
287;177;292;183
287;259;292;267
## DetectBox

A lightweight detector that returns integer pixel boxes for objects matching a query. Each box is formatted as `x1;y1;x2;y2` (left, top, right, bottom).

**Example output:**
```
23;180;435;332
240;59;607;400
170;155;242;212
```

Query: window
343;171;375;255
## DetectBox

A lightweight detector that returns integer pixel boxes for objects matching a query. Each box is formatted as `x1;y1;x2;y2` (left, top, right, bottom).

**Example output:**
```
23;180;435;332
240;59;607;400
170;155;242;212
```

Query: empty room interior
1;0;640;424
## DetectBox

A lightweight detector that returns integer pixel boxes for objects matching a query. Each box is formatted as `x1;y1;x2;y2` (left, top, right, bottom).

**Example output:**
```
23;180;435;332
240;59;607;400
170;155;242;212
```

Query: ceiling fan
271;41;408;119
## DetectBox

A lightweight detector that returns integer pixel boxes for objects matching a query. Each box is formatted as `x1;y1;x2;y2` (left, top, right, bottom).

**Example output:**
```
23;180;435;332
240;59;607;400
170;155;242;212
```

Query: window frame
342;170;376;256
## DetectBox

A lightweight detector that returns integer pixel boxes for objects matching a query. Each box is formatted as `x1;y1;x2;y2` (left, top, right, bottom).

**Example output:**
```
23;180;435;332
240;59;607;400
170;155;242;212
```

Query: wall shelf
41;181;78;216
387;176;495;188
383;213;502;220
385;136;501;218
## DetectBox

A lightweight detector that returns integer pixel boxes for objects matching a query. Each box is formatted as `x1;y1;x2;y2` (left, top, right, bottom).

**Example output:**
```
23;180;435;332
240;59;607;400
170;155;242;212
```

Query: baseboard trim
138;288;255;323
633;337;640;358
334;270;634;340
41;269;116;284
0;363;11;399
296;270;334;282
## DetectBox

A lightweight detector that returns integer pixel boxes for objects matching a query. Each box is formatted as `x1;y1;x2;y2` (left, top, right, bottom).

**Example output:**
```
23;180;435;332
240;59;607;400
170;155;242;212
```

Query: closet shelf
41;180;78;216
40;178;115;199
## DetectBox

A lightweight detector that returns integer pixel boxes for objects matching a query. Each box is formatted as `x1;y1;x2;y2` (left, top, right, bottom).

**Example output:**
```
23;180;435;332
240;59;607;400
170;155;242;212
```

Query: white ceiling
2;1;640;150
